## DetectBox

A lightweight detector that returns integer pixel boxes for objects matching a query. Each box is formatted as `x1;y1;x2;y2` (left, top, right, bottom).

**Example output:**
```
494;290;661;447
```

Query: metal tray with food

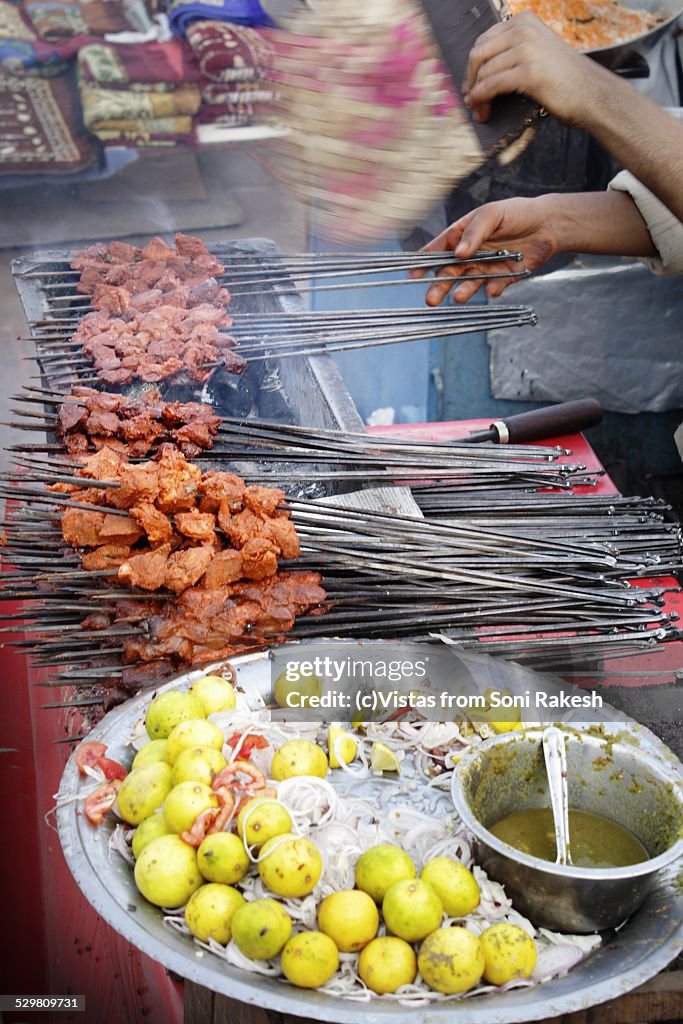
56;640;683;1023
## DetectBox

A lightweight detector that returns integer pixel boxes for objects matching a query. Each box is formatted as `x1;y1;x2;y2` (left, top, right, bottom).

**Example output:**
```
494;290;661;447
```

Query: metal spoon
543;726;573;865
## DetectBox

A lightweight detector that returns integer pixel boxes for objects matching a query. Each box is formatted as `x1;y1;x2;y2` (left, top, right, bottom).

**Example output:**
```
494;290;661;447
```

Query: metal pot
451;727;683;933
582;0;683;69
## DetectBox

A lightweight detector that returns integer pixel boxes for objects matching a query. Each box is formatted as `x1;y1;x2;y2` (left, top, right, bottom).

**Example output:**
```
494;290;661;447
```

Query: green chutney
490;807;649;868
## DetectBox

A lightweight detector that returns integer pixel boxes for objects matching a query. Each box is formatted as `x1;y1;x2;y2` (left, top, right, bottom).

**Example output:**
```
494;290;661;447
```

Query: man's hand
411;197;558;305
463;12;600;125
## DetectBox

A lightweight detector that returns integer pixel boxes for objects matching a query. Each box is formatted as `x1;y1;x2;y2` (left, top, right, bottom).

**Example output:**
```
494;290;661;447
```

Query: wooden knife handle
491;399;604;443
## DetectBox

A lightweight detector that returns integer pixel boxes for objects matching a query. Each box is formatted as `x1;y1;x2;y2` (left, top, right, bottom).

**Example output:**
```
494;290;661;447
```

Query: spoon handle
543;726;572;866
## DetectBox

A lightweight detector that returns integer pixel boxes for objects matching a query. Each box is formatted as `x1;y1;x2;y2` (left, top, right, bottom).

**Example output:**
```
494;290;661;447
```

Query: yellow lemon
273;667;322;709
480;923;537;986
420;858;480;917
145;690;205;739
163;781;218;834
170;746;227;787
328;726;357;768
280;931;339;988
271;739;328;781
189;674;237;716
237;797;292;848
117;762;173;826
131;814;170;859
358;936;417;994
185;883;245;944
165;719;224;765
382;879;443;943
231;899;292;959
354;844;416;904
132;740;169;770
258;834;322;898
317;890;379;953
197;832;250;884
418;926;485;994
134;834;202;909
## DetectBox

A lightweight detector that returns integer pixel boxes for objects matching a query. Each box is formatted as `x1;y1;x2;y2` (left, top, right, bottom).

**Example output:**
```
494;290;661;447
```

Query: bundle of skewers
17;233;536;391
4;231;682;741
2;384;682;736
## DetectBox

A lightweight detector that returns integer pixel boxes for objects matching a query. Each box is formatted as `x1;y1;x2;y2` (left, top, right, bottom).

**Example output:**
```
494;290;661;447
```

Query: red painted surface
0;590;183;1024
1;424;679;1023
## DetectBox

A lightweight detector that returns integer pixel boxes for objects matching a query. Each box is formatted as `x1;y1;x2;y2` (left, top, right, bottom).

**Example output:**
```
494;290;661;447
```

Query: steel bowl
451;726;683;933
583;0;683;68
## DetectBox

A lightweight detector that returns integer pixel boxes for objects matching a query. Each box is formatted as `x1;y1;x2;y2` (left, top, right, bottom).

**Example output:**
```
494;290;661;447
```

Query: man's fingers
425;266;465;307
463;20;513;95
454;206;504;258
452;278;484;303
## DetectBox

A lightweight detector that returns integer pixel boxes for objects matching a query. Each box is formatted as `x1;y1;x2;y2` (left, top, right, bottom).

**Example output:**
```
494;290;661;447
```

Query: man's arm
464;13;683;222
413;191;656;304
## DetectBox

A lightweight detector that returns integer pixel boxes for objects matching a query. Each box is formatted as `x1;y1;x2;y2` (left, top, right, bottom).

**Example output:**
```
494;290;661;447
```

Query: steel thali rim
57;641;683;1023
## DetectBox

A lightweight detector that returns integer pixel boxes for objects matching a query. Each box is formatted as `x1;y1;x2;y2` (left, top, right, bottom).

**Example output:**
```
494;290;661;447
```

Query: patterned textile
185;19;271;82
0;68;97;173
0;0;76;74
23;1;153;40
166;0;274;36
77;38;200;85
77;39;200;145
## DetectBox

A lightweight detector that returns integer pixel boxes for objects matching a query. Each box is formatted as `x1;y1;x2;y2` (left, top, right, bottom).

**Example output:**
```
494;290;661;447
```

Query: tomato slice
96;756;128;781
83;779;121;825
75;741;108;775
225;733;268;757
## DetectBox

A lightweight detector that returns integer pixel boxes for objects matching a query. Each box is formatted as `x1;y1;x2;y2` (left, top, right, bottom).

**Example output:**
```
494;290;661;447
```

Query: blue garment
167;1;275;36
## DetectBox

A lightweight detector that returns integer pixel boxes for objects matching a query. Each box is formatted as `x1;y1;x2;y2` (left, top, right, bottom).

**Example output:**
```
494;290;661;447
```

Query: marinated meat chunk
263;517;300;558
155;449;202;513
101;368;134;386
222;349;247;375
97;513;145;546
240;537;278;580
220;507;263;548
118;544;171;590
80;611;114;631
175;422;213;453
56;402;88;435
130;288;163;312
124;634;193;663
91;437;129;455
119;415;163;445
64;433;89;455
174;509;216;542
78;446;125;483
92;284;132;315
130;502;173;545
81;545;131;571
88;392;122;414
195;472;244;515
164;545;214;594
244;485;285;517
107;464;160;509
202;549;243;589
109;241;139;263
141;237;174;261
61;508;107;548
85;410;120;437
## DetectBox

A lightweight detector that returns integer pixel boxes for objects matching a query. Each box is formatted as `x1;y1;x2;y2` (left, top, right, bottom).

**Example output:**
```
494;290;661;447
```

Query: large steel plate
57;641;683;1023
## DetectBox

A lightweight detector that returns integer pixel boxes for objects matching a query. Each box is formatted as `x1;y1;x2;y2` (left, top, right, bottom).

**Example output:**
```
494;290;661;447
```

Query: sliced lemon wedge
370;741;401;773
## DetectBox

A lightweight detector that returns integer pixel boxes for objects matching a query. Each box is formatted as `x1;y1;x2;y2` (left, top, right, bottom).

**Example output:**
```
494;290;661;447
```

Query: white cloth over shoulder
609;169;683;276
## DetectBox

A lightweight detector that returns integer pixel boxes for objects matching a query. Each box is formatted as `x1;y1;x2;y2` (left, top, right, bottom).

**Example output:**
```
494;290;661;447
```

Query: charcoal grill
12;238;364;437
